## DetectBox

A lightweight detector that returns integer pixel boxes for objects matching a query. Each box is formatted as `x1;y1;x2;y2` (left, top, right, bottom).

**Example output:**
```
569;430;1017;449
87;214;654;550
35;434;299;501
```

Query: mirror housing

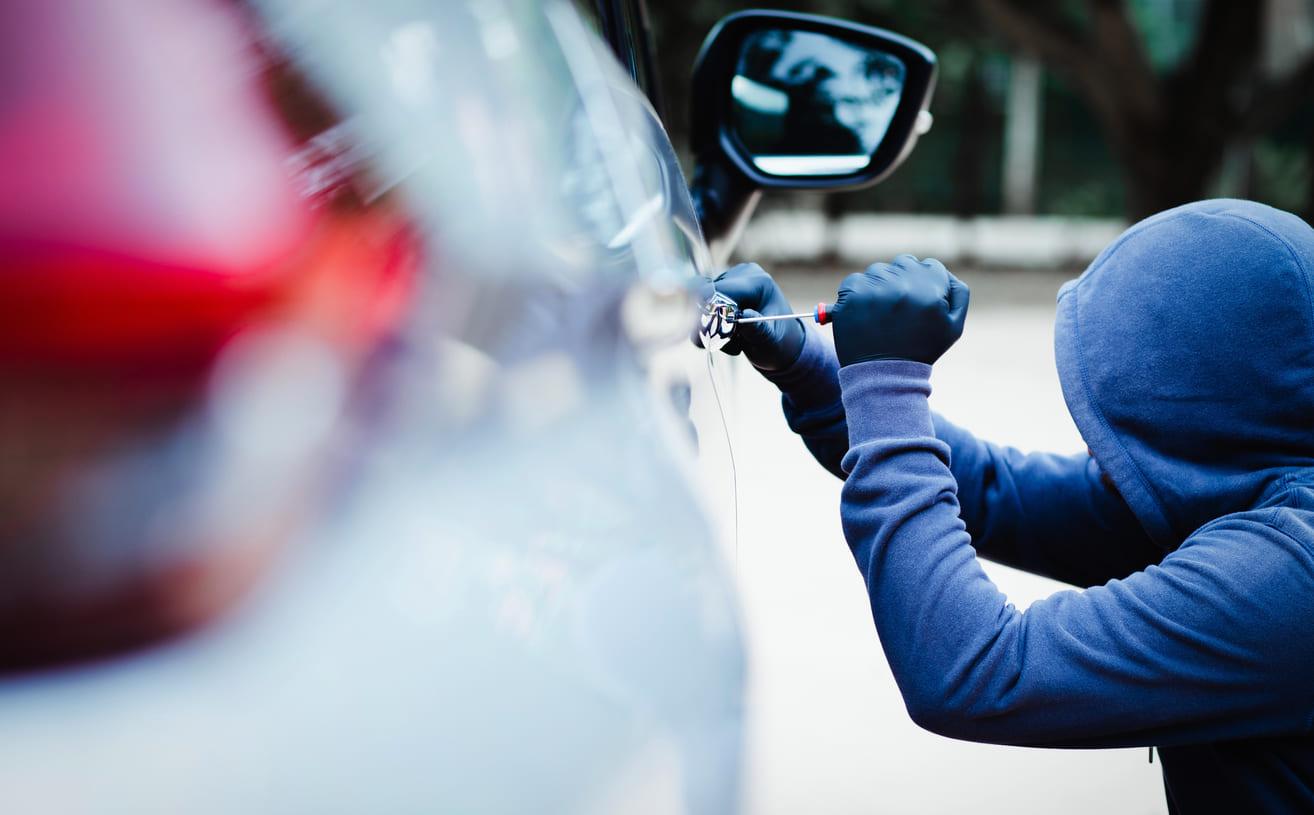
690;11;936;261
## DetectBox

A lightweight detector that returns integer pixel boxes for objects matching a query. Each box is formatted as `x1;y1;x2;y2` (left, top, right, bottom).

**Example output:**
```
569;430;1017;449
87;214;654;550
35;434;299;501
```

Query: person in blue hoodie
710;199;1314;813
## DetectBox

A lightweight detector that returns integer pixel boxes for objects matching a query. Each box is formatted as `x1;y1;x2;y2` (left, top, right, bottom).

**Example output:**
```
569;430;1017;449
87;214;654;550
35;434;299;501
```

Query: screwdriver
735;302;834;326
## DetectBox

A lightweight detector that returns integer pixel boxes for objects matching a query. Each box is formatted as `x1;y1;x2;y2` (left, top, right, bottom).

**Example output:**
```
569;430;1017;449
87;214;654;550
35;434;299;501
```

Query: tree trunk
1101;110;1230;221
1305;123;1314;226
951;58;991;217
1118;148;1225;221
974;0;1274;221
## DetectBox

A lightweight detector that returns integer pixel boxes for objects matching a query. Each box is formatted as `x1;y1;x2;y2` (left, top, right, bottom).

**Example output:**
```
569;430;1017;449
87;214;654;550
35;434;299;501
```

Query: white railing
735;211;1127;269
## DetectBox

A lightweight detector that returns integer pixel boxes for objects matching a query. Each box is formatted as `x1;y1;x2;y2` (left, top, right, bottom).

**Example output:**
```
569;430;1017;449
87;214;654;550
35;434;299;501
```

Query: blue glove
831;254;969;367
698;263;805;372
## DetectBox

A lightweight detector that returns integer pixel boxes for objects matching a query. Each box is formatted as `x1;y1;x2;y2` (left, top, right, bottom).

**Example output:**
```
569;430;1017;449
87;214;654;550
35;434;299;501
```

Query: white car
0;2;934;812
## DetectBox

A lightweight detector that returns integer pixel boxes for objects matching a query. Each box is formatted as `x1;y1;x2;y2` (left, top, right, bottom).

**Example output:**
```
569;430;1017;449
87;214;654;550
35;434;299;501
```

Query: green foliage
1254;143;1311;214
1126;0;1204;71
646;0;1314;219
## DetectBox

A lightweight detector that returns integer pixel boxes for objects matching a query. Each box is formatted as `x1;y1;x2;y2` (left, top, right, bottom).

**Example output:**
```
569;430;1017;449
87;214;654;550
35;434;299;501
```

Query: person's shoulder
1182;492;1314;562
1267;484;1314;551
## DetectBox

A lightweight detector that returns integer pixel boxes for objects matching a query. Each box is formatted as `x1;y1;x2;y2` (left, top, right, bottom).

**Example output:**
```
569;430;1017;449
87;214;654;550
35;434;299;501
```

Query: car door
247;2;749;813
0;3;747;815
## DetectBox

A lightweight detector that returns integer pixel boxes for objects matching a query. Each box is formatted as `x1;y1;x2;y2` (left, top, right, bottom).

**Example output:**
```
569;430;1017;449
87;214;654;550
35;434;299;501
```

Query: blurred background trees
647;0;1314;221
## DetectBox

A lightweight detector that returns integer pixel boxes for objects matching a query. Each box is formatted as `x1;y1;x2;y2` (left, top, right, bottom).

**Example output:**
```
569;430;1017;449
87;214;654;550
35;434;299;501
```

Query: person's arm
932;414;1161;585
698;263;849;480
759;326;849;480
839;360;1314;747
760;327;1160;584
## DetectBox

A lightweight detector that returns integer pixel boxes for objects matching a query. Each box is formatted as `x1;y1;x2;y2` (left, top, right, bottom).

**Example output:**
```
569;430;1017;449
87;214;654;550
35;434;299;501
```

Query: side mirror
690;11;937;261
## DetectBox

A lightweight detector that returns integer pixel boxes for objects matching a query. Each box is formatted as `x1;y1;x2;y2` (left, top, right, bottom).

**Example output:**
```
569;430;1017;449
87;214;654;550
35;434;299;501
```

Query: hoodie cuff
759;325;843;413
838;359;935;445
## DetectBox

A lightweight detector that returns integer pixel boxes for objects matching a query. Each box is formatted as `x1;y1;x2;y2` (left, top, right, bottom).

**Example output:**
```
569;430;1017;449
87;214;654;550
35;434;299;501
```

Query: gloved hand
831;254;969;367
696;263;805;372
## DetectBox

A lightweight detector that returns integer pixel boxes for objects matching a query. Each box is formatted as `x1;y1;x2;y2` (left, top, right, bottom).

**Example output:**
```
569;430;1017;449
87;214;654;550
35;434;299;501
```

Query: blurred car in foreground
0;1;933;811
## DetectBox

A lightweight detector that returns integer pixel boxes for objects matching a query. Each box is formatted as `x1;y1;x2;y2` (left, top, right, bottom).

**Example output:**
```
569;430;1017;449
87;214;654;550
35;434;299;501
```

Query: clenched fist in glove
830;254;969;368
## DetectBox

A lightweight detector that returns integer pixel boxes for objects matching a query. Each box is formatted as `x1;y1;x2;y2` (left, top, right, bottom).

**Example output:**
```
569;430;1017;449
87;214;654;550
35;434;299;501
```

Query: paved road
719;267;1168;815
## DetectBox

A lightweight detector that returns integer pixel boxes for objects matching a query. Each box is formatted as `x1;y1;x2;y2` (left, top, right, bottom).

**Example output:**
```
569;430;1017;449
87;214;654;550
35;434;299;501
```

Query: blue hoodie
764;200;1314;813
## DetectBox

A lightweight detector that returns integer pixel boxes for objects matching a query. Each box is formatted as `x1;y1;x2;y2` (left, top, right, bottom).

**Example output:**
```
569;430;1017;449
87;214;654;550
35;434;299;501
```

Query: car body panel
0;2;744;813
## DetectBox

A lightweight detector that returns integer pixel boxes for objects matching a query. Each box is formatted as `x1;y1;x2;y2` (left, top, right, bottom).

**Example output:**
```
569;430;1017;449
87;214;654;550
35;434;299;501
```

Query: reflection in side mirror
689;11;936;261
730;30;906;178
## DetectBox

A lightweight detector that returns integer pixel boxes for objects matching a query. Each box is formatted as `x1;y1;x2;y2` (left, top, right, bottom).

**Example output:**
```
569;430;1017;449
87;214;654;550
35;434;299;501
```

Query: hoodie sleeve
765;329;1160;585
839;359;1314;747
932;415;1161;586
760;326;850;480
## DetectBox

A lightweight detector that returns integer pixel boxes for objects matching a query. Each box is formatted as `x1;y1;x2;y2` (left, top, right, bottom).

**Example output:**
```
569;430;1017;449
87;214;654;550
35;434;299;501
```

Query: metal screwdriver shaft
734;312;812;323
735;302;834;325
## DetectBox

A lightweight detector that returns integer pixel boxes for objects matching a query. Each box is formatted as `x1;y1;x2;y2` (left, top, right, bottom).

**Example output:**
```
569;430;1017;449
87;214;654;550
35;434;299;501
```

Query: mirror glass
730;29;906;176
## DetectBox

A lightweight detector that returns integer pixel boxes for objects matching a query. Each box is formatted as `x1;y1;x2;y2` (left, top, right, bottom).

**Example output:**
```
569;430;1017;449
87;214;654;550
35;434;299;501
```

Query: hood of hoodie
1054;199;1314;549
